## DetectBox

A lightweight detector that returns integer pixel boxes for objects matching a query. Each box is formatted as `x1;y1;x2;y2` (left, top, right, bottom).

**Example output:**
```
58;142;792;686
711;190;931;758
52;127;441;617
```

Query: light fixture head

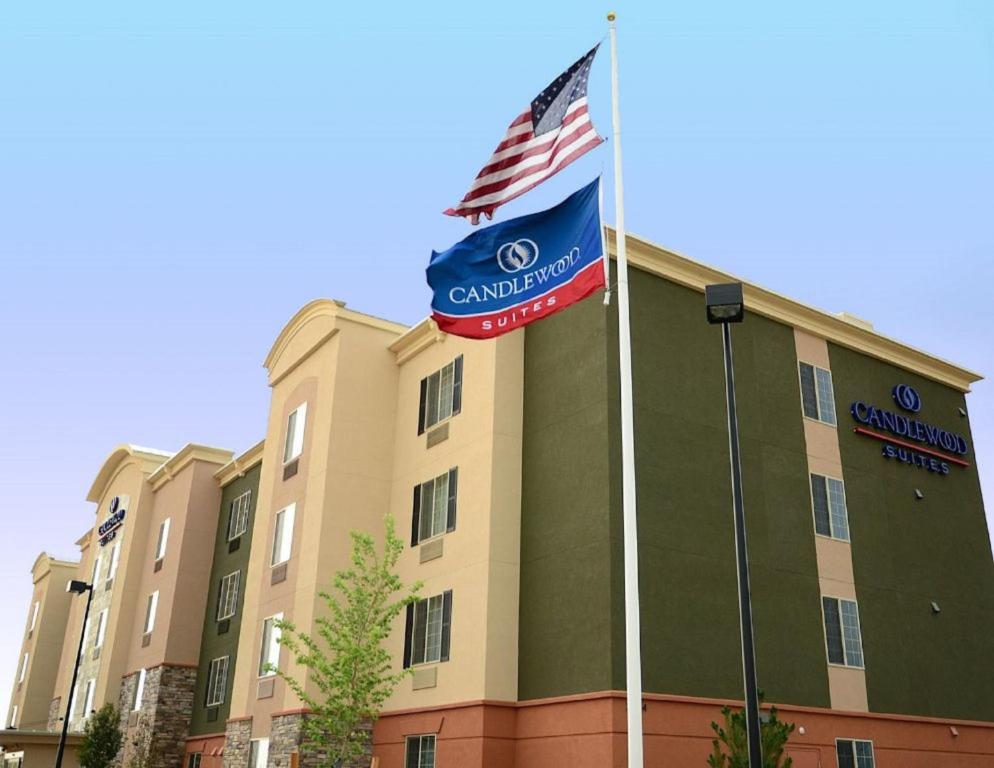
705;282;745;324
66;579;92;594
914;488;925;500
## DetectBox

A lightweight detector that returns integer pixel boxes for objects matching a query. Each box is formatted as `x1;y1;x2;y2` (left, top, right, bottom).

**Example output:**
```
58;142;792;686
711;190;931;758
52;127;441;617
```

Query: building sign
98;495;127;546
849;385;969;475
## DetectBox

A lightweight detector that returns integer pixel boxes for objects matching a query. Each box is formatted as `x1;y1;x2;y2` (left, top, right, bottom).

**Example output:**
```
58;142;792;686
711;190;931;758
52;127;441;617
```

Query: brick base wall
117;665;198;768
223;718;252;768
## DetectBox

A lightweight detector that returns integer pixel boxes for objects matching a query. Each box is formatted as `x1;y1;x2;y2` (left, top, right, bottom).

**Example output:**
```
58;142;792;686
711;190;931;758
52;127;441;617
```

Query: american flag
445;46;603;224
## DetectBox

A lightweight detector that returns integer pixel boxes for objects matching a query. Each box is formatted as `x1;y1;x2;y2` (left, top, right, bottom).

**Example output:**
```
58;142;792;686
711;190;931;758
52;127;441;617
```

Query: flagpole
608;11;644;768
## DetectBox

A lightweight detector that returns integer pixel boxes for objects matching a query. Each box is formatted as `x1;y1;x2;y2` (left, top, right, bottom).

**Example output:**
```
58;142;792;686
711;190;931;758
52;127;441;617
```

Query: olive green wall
520;267;830;707
189;463;261;736
829;344;994;721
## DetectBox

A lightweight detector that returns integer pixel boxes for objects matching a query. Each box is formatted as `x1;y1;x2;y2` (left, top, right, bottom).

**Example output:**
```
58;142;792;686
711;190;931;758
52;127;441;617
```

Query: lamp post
705;282;763;768
54;579;94;768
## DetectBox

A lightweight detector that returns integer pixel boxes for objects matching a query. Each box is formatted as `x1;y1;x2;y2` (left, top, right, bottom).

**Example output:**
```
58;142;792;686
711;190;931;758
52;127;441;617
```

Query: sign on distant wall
850;384;969;475
98;495;128;546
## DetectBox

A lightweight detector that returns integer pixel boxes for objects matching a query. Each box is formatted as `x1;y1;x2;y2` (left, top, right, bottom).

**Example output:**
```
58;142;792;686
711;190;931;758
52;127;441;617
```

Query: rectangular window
91;554;103;585
18;652;28;683
144;591;159;634
107;541;121;581
411;468;458;545
83;678;95;719
249;738;269;768
205;656;229;707
822;596;864;668
8;704;16;729
29;601;39;631
216;571;241;621
94;609;108;649
271;504;296;566
418;356;463;434
405;734;436;768
404;591;452;668
283;404;307;464
810;474;850;541
799;362;837;426
228;491;252;541
133;668;146;711
259;614;283;676
155;518;171;562
836;738;875;768
68;686;79;723
187;754;203;768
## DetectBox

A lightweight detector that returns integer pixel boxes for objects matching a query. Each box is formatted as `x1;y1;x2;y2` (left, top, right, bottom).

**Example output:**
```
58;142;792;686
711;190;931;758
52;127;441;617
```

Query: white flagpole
608;11;644;768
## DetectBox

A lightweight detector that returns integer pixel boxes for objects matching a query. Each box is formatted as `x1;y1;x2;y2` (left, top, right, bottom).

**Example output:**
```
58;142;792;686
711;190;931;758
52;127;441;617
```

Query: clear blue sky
2;1;992;723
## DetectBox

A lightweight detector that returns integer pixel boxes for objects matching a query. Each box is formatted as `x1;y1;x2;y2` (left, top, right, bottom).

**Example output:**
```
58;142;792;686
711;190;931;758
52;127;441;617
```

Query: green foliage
78;703;123;768
707;700;795;768
270;514;421;767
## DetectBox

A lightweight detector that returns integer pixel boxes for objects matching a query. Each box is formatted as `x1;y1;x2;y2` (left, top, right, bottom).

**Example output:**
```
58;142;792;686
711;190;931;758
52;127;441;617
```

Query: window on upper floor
94;609;108;649
28;601;39;632
132;668;146;711
822;596;864;668
271;504;296;567
91;553;103;585
155;519;171;563
217;571;241;622
418;356;463;435
205;656;229;707
403;591;452;668
82;678;95;720
107;541;121;583
836;738;875;768
227;491;252;541
259;614;283;677
143;591;159;635
799;362;837;426
8;704;17;729
411;468;458;546
18;652;28;683
283;404;307;464
249;738;269;768
405;734;436;768
810;474;850;541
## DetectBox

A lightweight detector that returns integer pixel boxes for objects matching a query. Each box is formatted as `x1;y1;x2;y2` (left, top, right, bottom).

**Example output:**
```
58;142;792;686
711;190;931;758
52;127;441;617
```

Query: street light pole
55;579;94;768
706;283;763;768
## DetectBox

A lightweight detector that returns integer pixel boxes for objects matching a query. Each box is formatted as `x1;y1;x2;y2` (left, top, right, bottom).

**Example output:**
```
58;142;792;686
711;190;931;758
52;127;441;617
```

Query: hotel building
3;232;993;768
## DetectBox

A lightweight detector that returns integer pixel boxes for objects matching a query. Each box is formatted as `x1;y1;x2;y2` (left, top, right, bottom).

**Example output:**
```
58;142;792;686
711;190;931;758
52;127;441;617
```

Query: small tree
270;515;421;767
78;703;123;768
707;699;795;768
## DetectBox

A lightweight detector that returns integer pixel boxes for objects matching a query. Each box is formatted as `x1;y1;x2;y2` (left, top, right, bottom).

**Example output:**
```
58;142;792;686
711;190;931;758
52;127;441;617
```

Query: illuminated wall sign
849;385;969;475
98;495;128;546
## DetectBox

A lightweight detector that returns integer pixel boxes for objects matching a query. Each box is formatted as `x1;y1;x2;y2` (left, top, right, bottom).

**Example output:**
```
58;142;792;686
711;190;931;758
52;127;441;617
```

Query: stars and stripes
445;46;604;224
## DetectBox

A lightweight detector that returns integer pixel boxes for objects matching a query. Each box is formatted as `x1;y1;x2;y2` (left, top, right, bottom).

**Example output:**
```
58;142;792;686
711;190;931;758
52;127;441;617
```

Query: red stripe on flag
475;105;590;179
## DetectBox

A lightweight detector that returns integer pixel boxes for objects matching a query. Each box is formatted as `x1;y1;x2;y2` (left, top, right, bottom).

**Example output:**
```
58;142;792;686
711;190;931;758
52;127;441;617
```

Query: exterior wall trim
213;440;266;486
149;444;233;490
86;444;173;502
388;318;445;364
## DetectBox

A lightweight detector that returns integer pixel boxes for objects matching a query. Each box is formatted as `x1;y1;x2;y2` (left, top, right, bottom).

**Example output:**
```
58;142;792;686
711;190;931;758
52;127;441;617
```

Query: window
91;553;103;585
271;504;296;566
94;609;108;649
283;404;307;464
228;491;252;541
8;705;17;729
836;738;875;768
82;678;95;719
799;362;837;426
418;356;463;434
822;597;864;668
28;601;39;632
187;754;203;768
107;542;121;582
411;468;458;545
217;571;241;621
155;518;171;562
810;474;850;541
18;653;28;683
68;686;79;723
205;656;229;707
259;614;283;676
403;591;452;668
132;668;146;711
249;738;269;768
405;734;436;768
144;591;159;634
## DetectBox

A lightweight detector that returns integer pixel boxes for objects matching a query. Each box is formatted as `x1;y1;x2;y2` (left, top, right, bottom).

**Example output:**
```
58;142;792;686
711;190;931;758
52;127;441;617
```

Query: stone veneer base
117;665;199;768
